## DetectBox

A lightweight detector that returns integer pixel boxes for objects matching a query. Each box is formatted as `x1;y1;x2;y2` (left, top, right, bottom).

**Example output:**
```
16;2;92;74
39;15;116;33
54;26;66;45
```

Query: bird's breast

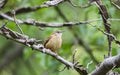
45;35;62;52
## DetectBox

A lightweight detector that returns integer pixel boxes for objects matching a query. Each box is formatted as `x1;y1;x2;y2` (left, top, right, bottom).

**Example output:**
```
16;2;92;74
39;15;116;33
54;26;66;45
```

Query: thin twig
0;12;99;27
72;48;77;64
54;6;99;64
112;2;120;10
58;66;67;72
0;0;8;10
0;0;65;18
1;12;120;28
13;10;23;34
89;24;120;47
95;0;112;57
68;0;92;8
86;61;93;70
0;22;7;28
0;26;88;75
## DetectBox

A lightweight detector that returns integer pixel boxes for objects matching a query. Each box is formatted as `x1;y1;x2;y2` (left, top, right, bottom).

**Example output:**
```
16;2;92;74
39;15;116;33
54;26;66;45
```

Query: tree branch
0;0;66;19
54;6;99;64
68;0;92;8
43;0;65;6
0;12;98;27
94;0;112;57
90;54;120;75
112;2;120;10
1;24;120;75
0;25;87;75
0;0;8;10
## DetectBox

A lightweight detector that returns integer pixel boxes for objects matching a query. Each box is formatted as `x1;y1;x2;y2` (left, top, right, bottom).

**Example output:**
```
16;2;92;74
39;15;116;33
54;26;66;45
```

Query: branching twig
1;0;120;75
0;0;66;19
54;6;99;64
94;0;112;57
1;24;120;75
90;24;120;47
1;12;120;28
0;25;88;75
13;10;23;34
58;49;78;72
0;12;99;27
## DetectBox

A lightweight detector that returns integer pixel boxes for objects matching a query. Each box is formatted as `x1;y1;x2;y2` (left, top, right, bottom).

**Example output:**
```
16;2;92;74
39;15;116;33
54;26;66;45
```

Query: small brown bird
44;30;63;52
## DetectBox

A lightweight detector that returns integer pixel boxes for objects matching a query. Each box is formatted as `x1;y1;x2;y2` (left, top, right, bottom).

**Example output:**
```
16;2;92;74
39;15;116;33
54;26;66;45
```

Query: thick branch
0;25;87;75
90;54;120;75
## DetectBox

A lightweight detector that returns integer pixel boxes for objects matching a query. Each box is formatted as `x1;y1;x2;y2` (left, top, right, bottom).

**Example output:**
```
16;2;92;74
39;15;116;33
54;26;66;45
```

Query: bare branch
1;12;120;28
1;25;120;75
72;49;77;64
94;0;112;57
112;2;120;10
13;10;23;34
0;0;8;10
0;25;88;75
0;0;66;19
54;6;99;64
43;0;65;6
92;24;120;47
0;12;23;23
90;54;120;75
0;12;96;27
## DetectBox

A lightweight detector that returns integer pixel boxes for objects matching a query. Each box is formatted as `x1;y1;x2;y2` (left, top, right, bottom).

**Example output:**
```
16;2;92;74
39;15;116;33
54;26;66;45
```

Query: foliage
0;0;120;75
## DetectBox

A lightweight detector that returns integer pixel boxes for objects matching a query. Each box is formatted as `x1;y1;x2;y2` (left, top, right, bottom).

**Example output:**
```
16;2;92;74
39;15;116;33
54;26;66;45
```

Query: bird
44;30;63;52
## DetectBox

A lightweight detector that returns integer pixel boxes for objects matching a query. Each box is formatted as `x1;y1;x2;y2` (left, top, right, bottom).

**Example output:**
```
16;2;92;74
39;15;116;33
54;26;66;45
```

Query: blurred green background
0;0;120;75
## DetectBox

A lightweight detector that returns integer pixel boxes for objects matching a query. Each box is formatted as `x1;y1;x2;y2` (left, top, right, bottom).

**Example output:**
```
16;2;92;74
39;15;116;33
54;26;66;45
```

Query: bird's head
52;30;64;37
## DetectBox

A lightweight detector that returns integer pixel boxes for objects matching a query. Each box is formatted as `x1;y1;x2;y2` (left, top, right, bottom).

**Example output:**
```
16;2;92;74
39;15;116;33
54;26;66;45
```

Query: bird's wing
44;35;53;47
